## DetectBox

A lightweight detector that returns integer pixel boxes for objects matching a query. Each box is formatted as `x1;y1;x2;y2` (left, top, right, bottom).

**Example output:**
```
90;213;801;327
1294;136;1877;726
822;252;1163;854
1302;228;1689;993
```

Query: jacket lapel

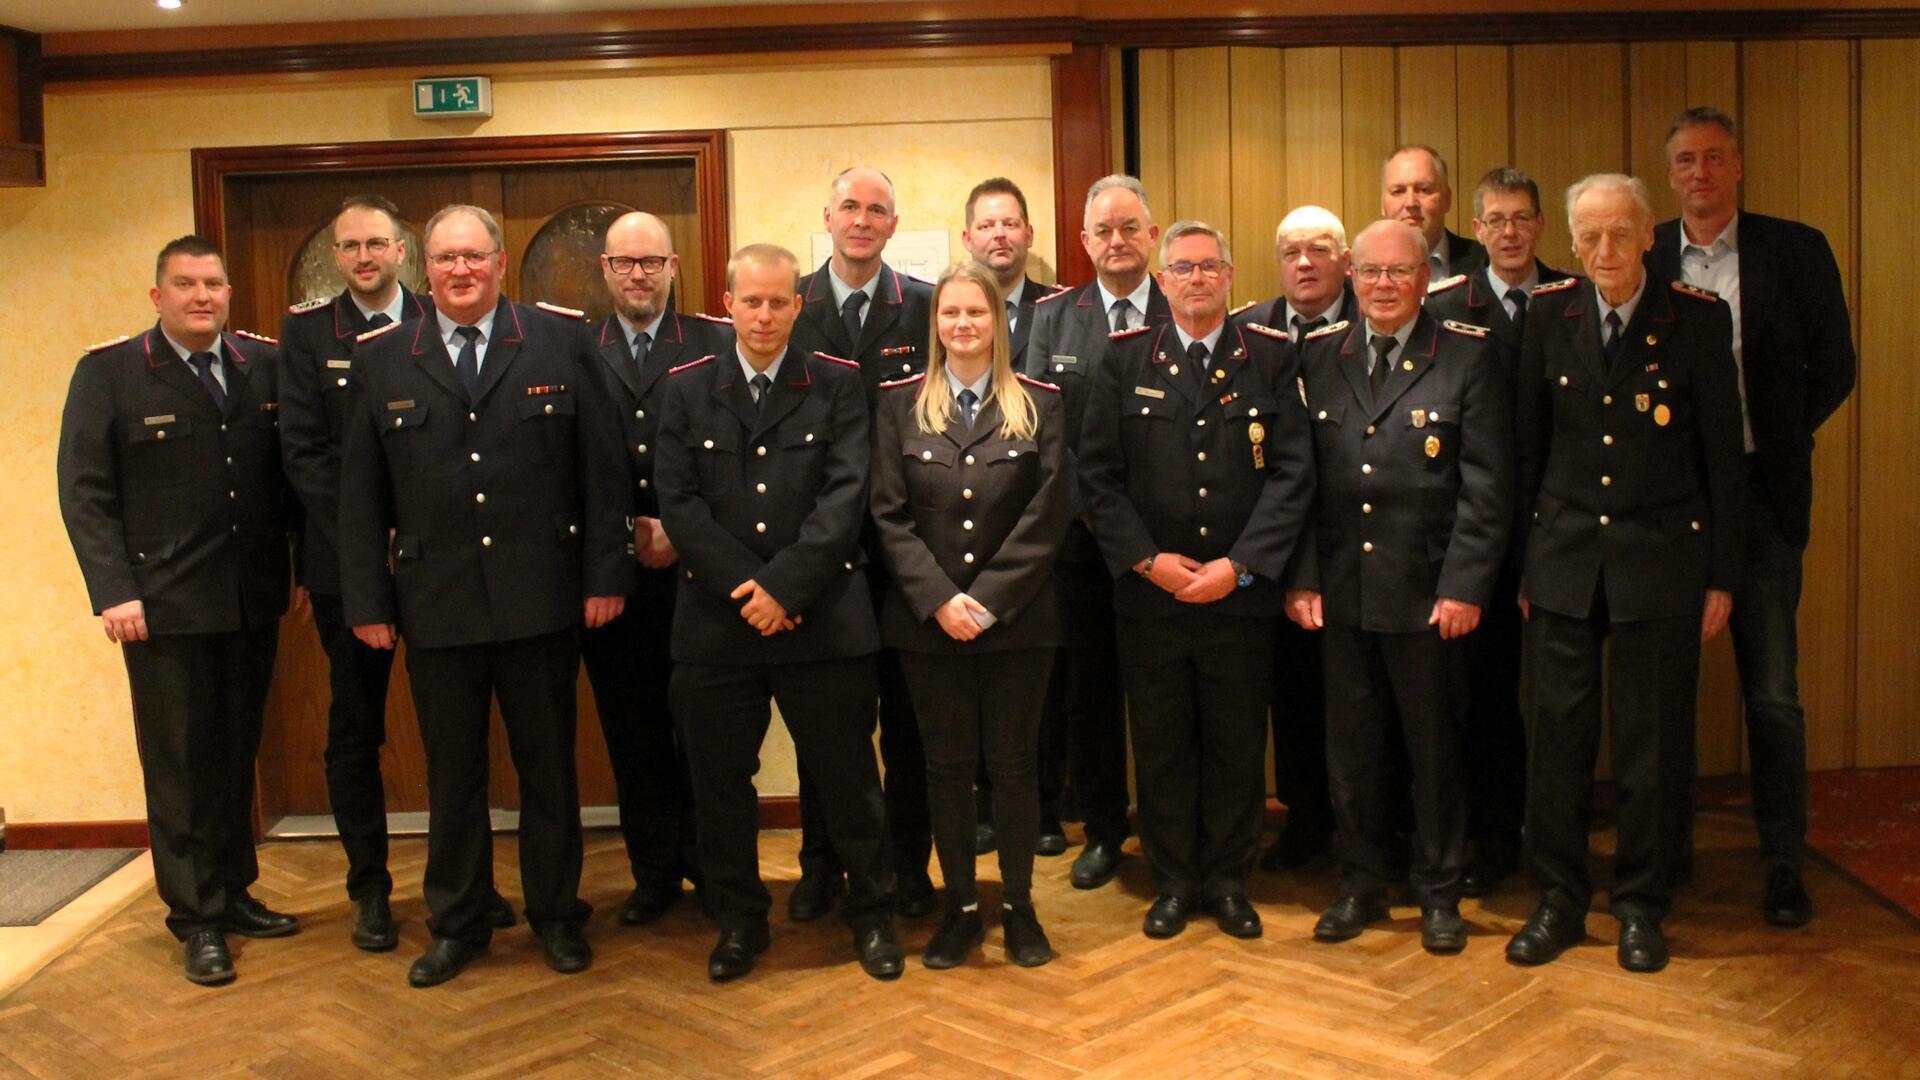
636;309;689;403
859;265;906;360
952;392;1004;451
712;351;760;433
1147;325;1199;407
1607;282;1676;389
143;326;223;415
1568;282;1609;386
801;264;855;356
1369;313;1438;421
408;311;473;404
1733;218;1761;362
596;317;642;398
1335;321;1374;412
753;348;812;439
218;334;254;420
470;298;522;406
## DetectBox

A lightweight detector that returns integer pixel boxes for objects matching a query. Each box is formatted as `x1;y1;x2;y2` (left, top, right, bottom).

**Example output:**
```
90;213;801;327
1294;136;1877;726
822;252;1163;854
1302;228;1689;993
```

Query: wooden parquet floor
3;808;1918;1079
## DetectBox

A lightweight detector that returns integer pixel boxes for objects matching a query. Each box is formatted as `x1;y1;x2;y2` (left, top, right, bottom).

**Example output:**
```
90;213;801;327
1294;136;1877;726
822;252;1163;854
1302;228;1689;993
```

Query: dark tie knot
1293;315;1327;337
188;350;218;373
1370;334;1396;360
842;292;867;314
455;325;480;342
1507;288;1529;309
957;387;979;426
750;373;772;401
1186;340;1210;363
366;312;393;329
1110;298;1133;334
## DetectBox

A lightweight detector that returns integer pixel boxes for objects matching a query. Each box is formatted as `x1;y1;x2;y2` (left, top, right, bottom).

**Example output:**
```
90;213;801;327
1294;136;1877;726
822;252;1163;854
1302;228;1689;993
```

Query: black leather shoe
1617;915;1669;973
787;873;843;922
224;895;300;938
1002;904;1053;967
1209;894;1263;939
1259;825;1333;872
1142;894;1193;939
182;930;235;986
1314;895;1390;942
921;908;985;970
351;895;398;952
408;937;484;988
708;925;772;982
619;885;682;926
1036;822;1068;857
1421;905;1467;954
485;892;517;930
853;921;905;980
1462;847;1519;899
974;821;997;855
1070;840;1122;890
1764;864;1813;928
1505;903;1586;966
540;924;592;974
896;876;939;919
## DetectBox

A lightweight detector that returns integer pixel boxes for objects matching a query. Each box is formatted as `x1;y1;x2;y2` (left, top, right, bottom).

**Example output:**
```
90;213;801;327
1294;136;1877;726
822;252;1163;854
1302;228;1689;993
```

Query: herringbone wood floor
3;808;1918;1078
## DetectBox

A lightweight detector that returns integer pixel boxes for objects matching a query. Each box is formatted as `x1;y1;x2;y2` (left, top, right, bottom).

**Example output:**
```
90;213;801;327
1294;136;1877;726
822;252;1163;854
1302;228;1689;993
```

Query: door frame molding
190;128;731;311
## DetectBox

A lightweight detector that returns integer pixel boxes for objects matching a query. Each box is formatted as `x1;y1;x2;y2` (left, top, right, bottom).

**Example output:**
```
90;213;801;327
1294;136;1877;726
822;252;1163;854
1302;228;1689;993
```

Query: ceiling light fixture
156;0;184;9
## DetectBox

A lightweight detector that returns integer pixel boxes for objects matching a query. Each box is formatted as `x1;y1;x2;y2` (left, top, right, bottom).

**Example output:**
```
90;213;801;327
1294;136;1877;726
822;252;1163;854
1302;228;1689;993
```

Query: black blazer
1077;320;1315;619
58;325;291;633
1423;259;1565;373
654;346;879;665
1290;311;1512;633
1440;226;1490;277
1005;275;1056;364
870;373;1069;653
1231;281;1358;342
338;298;634;648
279;289;434;595
1516;275;1747;623
1647;212;1855;546
791;261;934;403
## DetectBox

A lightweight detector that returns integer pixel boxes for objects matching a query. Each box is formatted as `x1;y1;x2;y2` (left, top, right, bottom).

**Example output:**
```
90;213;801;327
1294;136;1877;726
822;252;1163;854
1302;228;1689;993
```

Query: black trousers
1270;617;1332;837
122;627;279;940
1464;572;1527;860
1525;593;1699;921
673;656;894;932
310;592;397;902
1117;610;1273;901
900;648;1053;907
579;592;698;892
1040;547;1132;844
406;629;589;946
1322;624;1469;907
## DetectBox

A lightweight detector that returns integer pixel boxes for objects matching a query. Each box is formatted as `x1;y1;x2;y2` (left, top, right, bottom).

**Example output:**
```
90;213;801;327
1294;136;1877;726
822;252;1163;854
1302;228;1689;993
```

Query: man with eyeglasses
1288;219;1509;955
1021;174;1168;892
1079;220;1314;941
1424;167;1566;899
339;204;634;987
580;211;734;928
1382;145;1487;279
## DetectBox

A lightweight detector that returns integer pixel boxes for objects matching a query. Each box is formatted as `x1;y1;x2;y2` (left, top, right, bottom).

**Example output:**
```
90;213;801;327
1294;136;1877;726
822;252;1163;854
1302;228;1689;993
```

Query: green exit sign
413;77;493;118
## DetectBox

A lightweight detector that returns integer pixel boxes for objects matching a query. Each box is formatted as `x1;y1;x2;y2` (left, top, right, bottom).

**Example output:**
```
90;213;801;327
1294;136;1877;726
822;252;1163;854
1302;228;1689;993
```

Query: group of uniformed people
57;103;1855;988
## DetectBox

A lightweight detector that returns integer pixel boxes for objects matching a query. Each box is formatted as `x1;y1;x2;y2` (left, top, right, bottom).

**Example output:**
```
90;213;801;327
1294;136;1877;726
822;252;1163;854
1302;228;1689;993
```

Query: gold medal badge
1411;409;1428;428
1654;404;1672;427
1635;394;1650;412
1249;421;1266;469
1424;435;1441;458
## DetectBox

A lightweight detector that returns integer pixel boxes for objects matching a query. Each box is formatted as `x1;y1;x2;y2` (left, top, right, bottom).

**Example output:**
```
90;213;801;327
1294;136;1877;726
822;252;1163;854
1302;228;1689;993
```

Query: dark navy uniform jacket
790;261;934;404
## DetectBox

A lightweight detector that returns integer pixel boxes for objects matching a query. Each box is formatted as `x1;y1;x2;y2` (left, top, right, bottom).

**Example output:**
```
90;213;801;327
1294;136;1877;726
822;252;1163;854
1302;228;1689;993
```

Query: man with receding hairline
1381;145;1486;279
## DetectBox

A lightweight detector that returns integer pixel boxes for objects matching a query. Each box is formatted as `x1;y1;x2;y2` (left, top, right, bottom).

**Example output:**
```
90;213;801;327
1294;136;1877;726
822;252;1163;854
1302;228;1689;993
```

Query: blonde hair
914;261;1038;441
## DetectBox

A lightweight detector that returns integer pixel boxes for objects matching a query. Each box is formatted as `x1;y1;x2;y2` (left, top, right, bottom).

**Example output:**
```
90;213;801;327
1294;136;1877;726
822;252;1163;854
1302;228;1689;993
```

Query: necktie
1368;334;1395;401
1110;298;1133;335
365;312;393;331
1186;340;1209;387
750;373;772;415
1506;288;1528;333
1291;314;1327;343
629;331;651;384
187;351;225;409
841;291;867;353
1603;310;1624;363
453;325;481;400
957;387;978;428
1005;300;1018;335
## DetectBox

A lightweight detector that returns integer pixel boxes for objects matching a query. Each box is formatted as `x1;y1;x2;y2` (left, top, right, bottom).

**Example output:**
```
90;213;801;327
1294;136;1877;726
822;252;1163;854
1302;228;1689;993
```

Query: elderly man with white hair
1508;173;1747;974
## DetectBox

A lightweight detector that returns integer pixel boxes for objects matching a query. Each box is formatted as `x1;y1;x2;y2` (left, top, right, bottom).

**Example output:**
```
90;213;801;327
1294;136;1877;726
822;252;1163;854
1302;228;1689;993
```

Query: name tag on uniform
1051;355;1079;367
326;359;353;369
144;414;176;425
387;399;415;410
1133;386;1166;399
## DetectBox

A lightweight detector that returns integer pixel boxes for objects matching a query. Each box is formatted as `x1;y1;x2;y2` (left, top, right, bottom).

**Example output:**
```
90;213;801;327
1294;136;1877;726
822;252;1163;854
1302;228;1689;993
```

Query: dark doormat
1807;767;1920;925
0;849;143;927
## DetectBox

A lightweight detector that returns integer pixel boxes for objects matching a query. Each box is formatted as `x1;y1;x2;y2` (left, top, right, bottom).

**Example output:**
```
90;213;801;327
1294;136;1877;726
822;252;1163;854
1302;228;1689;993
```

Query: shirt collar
1486;262;1540;300
348;289;408;326
436;306;497;344
160;328;222;364
1172;319;1226;358
737;346;784;387
945;365;993;401
1428;230;1451;272
1680;211;1740;256
828;263;882;312
1001;277;1027;308
1284;291;1344;329
1596;276;1648;329
1362;316;1418;357
1095;275;1154;320
616;309;668;351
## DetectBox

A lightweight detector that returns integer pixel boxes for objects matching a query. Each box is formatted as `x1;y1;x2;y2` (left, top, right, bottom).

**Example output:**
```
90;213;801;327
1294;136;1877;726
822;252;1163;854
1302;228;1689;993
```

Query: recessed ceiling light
157;0;184;9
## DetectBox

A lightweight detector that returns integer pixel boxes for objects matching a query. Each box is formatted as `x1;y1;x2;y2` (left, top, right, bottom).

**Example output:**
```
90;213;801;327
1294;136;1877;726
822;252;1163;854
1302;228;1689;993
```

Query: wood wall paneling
1170;48;1234;243
1281;47;1347;227
1338;47;1396;251
1227;46;1286;309
1134;48;1175;238
1394;46;1460;234
1453;45;1511;229
1627;41;1689;225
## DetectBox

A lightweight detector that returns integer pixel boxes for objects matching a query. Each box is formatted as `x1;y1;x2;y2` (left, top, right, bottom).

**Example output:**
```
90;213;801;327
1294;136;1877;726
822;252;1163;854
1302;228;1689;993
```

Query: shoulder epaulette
1532;277;1578;295
667;354;716;376
1427;273;1468;295
1244;322;1290;341
1228;299;1258;317
1015;373;1060;393
356;321;403;344
687;311;734;325
233;329;278;345
1442;319;1490;338
1108;325;1152;341
85;333;133;353
1304;319;1349;341
878;372;925;390
1034;286;1076;305
1671;280;1720;301
287;296;330;315
535;301;586;319
813;351;860;369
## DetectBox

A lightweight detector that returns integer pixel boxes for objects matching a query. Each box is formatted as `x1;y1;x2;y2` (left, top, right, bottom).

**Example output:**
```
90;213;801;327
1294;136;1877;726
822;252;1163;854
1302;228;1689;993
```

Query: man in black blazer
58;236;298;985
785;167;938;920
656;243;902;983
1423;167;1565;898
581;210;734;928
1020;174;1170;890
1649;107;1856;928
339;204;634;987
1079;220;1314;941
1509;174;1746;974
1288;220;1511;955
1383;145;1487;279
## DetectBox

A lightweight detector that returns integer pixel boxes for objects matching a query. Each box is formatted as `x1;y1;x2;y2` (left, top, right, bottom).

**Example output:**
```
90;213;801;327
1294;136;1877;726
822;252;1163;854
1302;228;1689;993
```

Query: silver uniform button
228;490;236;499
1008;449;1019;458
1363;541;1374;553
844;561;854;570
337;377;348;387
470;452;481;462
962;488;973;499
475;493;486;504
1248;408;1259;417
1197;488;1208;497
544;404;554;415
756;446;767;457
922;450;933;460
638;479;649;489
1691;520;1702;531
1317;410;1328;420
901;363;911;372
568;524;578;535
1141;407;1150;415
1559;375;1569;386
220;423;227;432
156;430;166;439
1196;419;1206;427
1197;452;1207;462
805;433;815;443
1362;464;1373;475
1362;503;1373;514
1603;435;1614;445
965;455;976;465
1198;526;1209;537
1603;395;1613;405
1056;364;1066;373
756;482;767;494
1659;379;1670;389
481;536;493;547
469;412;477;422
1599;515;1611;525
704;439;715;449
1366;425;1376;435
637;444;647;454
962;552;974;564
1601;475;1612;486
225;456;233;465
755;522;767;533
394;417;404;428
963;520;974;531
635;409;644;419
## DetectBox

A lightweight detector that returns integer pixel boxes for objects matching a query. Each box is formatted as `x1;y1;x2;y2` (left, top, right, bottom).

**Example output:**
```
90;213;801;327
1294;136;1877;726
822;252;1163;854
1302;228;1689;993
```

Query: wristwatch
1137;554;1157;578
1231;560;1255;588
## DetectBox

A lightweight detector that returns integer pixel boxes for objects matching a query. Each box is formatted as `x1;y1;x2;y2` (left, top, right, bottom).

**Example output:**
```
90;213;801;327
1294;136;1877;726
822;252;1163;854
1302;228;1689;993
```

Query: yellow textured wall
0;55;1056;823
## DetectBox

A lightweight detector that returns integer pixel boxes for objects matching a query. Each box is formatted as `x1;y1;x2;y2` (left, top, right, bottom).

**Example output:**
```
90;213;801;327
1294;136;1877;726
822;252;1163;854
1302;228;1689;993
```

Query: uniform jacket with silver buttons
1516;274;1746;623
654;346;879;665
1077;320;1315;619
338;297;635;648
279;289;434;595
870;373;1070;653
1292;310;1511;634
790;261;933;405
58;325;291;634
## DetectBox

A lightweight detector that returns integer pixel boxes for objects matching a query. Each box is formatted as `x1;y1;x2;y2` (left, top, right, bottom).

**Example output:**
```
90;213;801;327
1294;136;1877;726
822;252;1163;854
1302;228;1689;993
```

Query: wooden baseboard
756;795;800;830
4;820;150;850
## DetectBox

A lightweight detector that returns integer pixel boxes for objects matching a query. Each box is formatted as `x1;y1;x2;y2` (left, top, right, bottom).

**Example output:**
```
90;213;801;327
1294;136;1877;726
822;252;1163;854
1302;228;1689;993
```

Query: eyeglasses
334;238;396;257
1164;259;1230;279
1478;213;1540;233
1354;264;1420;284
427;250;497;270
604;255;670;276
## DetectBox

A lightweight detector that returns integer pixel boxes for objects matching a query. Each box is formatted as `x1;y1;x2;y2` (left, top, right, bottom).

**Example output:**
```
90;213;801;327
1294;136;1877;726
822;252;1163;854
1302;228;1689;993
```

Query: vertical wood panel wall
1125;40;1907;775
